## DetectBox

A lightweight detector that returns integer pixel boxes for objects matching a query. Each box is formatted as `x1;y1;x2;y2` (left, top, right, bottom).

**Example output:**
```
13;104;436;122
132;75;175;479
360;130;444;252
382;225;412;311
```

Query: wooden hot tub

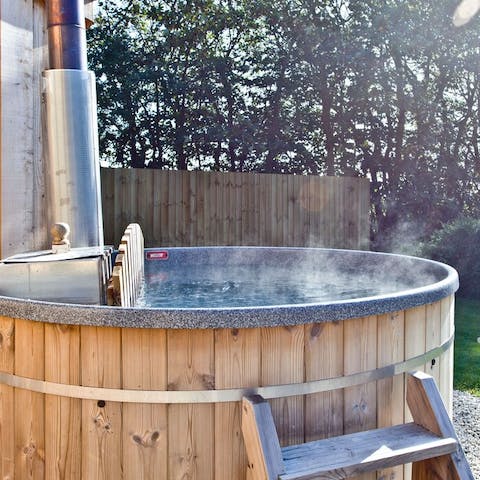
0;247;458;480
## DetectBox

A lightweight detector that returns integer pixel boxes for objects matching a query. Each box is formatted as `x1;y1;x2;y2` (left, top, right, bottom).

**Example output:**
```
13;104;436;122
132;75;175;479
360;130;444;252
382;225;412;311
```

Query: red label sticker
146;251;169;260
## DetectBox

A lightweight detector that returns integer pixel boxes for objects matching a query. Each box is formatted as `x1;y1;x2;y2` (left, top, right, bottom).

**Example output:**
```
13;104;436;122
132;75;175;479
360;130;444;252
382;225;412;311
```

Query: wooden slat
261;326;304;446
110;223;144;306
118;244;131;306
223;173;233;244
404;306;427;423
248;172;254;244
110;264;122;306
351;176;362;249
287;175;295;246
113;169;124;244
216;172;224;245
304;178;316;247
174;170;185;244
336;177;346;247
121;244;131;305
241;395;285;480
81;326;122;480
253;174;262;244
205;172;215;245
101;162;115;246
151;169;162;246
167;329;214;479
188;172;198;246
14;318;45;479
0;316;15;479
122;328;167;480
136;169;152;245
128;169;137;232
271;174;280;246
234;172;243;245
280;423;457;480
280;174;288;245
202;172;211;245
320;177;330;247
222;172;230;243
425;301;442;385
240;172;250;244
345;177;357;249
259;174;268;245
301;176;311;247
343;315;377;480
439;295;455;416
125;223;143;304
404;304;426;479
327;177;336;248
100;169;370;250
168;170;175;243
310;178;321;247
245;171;252;245
164;170;175;246
292;176;303;246
215;328;261;478
359;177;370;249
376;311;405;480
119;169;130;242
305;322;344;441
44;324;81;479
197;171;207;245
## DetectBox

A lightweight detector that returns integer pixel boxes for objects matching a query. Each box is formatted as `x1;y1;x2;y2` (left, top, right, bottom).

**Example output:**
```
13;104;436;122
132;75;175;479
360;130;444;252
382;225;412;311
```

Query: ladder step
280;423;458;480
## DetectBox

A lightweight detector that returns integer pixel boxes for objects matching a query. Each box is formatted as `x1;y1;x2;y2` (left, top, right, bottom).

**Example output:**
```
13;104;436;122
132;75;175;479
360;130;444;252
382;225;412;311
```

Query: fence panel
101;169;370;249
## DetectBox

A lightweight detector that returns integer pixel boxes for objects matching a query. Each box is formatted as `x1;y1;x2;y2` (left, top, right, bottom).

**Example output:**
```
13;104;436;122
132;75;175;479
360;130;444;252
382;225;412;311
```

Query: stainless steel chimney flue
47;0;88;70
44;0;104;248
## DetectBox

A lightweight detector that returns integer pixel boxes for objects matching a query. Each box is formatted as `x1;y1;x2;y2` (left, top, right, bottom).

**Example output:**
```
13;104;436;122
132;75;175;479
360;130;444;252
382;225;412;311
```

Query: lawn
454;297;480;396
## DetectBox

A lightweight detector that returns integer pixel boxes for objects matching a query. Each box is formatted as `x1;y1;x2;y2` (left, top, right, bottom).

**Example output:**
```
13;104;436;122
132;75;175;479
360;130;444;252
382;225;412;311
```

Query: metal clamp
0;334;453;404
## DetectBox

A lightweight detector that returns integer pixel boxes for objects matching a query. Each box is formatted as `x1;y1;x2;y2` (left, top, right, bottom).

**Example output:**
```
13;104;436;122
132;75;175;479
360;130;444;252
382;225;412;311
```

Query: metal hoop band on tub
0;334;453;404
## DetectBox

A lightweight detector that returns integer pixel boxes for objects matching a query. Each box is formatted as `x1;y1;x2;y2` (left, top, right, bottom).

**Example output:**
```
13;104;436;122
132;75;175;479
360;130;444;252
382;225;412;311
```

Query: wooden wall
84;0;98;26
0;0;97;258
0;0;48;258
101;168;370;249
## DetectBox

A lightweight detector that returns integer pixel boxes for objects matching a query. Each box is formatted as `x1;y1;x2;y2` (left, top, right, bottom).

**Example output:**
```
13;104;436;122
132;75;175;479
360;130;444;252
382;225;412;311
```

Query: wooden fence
101;169;370;250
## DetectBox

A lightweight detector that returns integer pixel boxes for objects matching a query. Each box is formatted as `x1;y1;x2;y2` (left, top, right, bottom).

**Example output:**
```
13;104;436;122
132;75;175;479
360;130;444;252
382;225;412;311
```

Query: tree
88;0;480;248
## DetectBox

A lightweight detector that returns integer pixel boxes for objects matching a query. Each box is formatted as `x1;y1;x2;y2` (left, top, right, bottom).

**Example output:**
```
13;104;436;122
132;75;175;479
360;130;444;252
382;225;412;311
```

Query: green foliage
454;298;480;396
87;0;480;244
421;217;480;299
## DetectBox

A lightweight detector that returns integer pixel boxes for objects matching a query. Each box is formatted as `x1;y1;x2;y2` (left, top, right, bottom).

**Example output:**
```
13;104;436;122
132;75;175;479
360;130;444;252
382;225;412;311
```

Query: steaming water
137;254;436;308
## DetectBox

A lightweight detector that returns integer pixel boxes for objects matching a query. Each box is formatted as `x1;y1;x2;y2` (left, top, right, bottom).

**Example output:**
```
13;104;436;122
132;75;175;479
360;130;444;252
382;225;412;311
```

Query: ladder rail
241;371;474;480
407;371;474;480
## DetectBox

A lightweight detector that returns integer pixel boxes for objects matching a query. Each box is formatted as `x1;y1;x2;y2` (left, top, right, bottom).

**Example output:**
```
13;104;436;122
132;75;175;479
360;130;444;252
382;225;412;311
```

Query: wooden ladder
241;371;474;479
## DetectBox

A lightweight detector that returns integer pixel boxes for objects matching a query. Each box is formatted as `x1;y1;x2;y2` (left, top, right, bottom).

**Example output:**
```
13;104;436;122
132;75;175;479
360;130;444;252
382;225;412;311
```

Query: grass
454;297;480;396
